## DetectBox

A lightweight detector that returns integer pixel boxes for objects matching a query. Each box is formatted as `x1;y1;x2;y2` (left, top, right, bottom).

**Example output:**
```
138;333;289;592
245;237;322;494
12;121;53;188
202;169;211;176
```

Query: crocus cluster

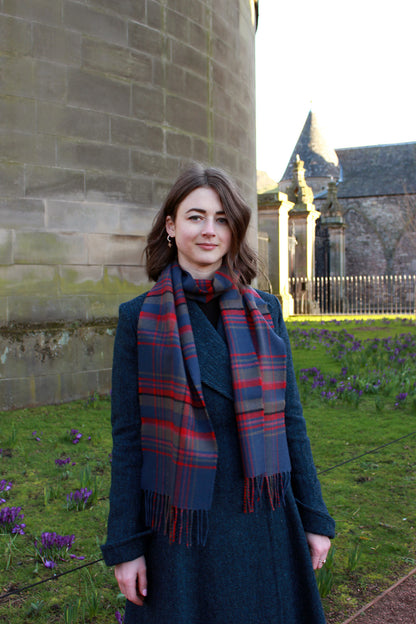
68;429;83;444
55;457;72;467
32;430;42;442
395;392;408;407
0;505;26;534
0;479;12;504
66;487;93;511
35;531;83;568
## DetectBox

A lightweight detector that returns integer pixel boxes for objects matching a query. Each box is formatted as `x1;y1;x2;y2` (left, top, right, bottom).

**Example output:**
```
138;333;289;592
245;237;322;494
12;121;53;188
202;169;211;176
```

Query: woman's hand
115;555;147;606
305;532;331;570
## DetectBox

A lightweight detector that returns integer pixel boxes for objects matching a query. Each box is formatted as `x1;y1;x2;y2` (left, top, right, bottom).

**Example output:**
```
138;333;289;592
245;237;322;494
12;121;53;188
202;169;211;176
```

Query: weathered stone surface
67;69;130;116
57;139;129;174
0;95;36;133
0;14;32;56
128;21;162;56
0;131;56;166
166;95;208;136
33;61;67;103
37;102;110;142
86;0;145;23
63;1;128;46
14;232;88;265
0;163;25;197
110;117;163;151
25;166;85;200
0;0;257;408
131;84;164;123
46;200;119;233
32;22;82;65
0;230;13;265
0;198;45;229
87;233;145;266
0;265;58;295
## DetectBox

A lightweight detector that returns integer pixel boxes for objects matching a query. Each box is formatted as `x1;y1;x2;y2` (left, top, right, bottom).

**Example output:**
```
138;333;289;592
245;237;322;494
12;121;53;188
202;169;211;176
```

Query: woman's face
165;187;232;279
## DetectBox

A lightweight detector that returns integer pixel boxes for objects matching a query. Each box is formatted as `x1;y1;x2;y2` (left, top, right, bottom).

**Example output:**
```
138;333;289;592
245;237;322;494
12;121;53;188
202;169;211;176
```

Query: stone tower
280;110;340;196
0;0;259;409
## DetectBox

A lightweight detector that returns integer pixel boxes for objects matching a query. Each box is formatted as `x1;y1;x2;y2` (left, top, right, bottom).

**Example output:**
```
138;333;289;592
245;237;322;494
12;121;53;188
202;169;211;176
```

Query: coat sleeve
261;292;336;538
100;297;150;566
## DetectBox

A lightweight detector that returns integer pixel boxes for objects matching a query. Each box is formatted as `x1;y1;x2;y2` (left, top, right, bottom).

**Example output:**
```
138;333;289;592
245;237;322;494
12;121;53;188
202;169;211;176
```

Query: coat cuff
295;499;336;538
100;530;152;566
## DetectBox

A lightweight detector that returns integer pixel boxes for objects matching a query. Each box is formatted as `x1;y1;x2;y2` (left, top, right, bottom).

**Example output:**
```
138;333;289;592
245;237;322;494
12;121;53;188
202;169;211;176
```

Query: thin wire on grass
1;432;415;604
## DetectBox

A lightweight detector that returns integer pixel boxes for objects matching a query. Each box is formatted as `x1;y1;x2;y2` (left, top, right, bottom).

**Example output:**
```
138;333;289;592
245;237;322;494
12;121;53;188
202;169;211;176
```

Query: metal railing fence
289;275;416;315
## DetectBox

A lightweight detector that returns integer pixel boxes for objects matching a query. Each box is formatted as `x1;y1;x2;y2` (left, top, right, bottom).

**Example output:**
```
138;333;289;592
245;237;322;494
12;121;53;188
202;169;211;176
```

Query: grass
0;317;416;623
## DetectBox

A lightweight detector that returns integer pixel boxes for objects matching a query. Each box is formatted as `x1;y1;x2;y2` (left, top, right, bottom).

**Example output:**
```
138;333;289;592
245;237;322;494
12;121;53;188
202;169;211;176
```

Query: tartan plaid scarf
137;262;290;545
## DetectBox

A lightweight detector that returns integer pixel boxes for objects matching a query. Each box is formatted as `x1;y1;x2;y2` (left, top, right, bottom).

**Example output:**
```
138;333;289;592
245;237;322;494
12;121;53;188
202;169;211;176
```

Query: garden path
341;568;416;624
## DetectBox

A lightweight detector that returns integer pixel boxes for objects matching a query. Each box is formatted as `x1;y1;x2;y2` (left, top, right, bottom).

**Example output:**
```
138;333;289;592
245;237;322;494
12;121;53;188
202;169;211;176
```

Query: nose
202;217;216;236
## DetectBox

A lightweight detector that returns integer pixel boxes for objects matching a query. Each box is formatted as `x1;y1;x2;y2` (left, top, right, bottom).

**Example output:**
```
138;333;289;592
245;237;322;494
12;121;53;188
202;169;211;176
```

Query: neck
178;261;222;281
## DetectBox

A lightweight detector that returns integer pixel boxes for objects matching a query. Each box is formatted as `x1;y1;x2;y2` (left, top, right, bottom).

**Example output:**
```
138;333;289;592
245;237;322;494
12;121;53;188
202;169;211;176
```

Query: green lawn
1;317;415;623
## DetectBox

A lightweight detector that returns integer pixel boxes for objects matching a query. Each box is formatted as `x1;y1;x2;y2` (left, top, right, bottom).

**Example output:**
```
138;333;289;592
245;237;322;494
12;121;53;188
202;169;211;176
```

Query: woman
101;164;335;624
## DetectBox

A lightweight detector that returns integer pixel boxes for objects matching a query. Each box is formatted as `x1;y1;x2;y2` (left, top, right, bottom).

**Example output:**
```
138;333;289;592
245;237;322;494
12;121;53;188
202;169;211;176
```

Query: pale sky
255;0;416;182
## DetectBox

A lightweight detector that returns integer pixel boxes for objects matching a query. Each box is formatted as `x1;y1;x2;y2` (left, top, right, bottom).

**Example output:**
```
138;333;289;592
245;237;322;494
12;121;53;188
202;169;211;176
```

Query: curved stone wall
0;0;258;408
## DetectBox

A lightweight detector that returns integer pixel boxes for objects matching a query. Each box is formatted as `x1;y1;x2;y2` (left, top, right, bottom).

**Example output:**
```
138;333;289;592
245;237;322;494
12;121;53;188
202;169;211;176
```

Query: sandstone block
86;0;145;23
2;0;61;25
131;151;179;181
0;265;58;296
67;68;130;116
0;56;34;97
131;84;164;123
37;101;110;142
128;21;162;56
82;38;153;84
110;117;163;151
7;293;89;322
63;1;128;46
166;95;208;136
118;205;156;235
0;95;36;133
0;198;45;229
85;174;153;206
14;232;88;265
0;230;13;265
171;40;207;78
166;132;192;158
0;131;56;166
33;60;67;103
46;200;119;233
58;139;129;174
25;166;85;200
0;163;25;197
0;15;32;55
32;22;82;65
59;265;105;293
87;233;145;266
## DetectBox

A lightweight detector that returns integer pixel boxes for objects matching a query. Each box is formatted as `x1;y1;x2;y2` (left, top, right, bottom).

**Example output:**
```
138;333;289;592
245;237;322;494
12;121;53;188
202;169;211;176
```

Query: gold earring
167;235;173;248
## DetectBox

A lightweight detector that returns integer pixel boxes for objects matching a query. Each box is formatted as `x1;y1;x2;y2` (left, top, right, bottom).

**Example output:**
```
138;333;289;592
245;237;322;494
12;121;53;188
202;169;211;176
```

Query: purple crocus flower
115;610;125;624
0;506;25;534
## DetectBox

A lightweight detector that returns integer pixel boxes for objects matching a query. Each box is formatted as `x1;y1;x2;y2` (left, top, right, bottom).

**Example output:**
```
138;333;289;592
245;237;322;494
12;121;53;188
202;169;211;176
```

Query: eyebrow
185;208;226;215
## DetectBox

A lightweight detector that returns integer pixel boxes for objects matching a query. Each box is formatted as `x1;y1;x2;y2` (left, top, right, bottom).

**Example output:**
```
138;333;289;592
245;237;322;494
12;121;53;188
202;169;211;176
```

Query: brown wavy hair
145;163;258;286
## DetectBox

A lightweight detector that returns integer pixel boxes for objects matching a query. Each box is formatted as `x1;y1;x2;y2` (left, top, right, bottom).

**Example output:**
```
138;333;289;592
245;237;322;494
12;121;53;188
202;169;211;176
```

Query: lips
197;243;218;250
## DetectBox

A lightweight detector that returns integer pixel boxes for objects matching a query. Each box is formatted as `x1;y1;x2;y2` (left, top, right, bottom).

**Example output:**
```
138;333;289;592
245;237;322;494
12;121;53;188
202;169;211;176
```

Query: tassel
144;491;209;547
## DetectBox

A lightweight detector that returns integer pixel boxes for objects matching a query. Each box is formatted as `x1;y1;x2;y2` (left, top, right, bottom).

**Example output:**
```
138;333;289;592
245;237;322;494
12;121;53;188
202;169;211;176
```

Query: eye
188;214;202;221
217;217;229;225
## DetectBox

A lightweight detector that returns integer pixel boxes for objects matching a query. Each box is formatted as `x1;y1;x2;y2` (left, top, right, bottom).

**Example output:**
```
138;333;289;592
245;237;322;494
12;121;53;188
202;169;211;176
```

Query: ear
165;215;175;237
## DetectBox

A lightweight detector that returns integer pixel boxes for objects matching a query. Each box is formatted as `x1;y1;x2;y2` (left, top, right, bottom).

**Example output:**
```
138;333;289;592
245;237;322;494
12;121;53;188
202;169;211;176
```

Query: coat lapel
188;300;234;401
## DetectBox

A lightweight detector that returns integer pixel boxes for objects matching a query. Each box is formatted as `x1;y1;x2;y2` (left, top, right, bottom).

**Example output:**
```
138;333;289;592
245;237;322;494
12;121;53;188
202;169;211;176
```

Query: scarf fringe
243;473;291;513
144;490;209;547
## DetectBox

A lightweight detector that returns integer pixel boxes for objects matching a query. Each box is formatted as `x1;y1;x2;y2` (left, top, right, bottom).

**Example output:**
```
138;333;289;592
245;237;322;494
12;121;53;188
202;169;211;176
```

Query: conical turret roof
281;111;340;183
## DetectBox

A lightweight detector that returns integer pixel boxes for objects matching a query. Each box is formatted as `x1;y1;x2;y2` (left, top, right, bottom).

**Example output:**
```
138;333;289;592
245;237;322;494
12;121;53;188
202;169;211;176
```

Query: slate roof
336;142;416;198
280;110;416;198
281;111;340;182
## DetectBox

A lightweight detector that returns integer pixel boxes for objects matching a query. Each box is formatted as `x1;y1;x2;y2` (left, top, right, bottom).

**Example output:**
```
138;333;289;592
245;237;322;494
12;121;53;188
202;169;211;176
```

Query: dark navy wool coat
101;291;335;624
